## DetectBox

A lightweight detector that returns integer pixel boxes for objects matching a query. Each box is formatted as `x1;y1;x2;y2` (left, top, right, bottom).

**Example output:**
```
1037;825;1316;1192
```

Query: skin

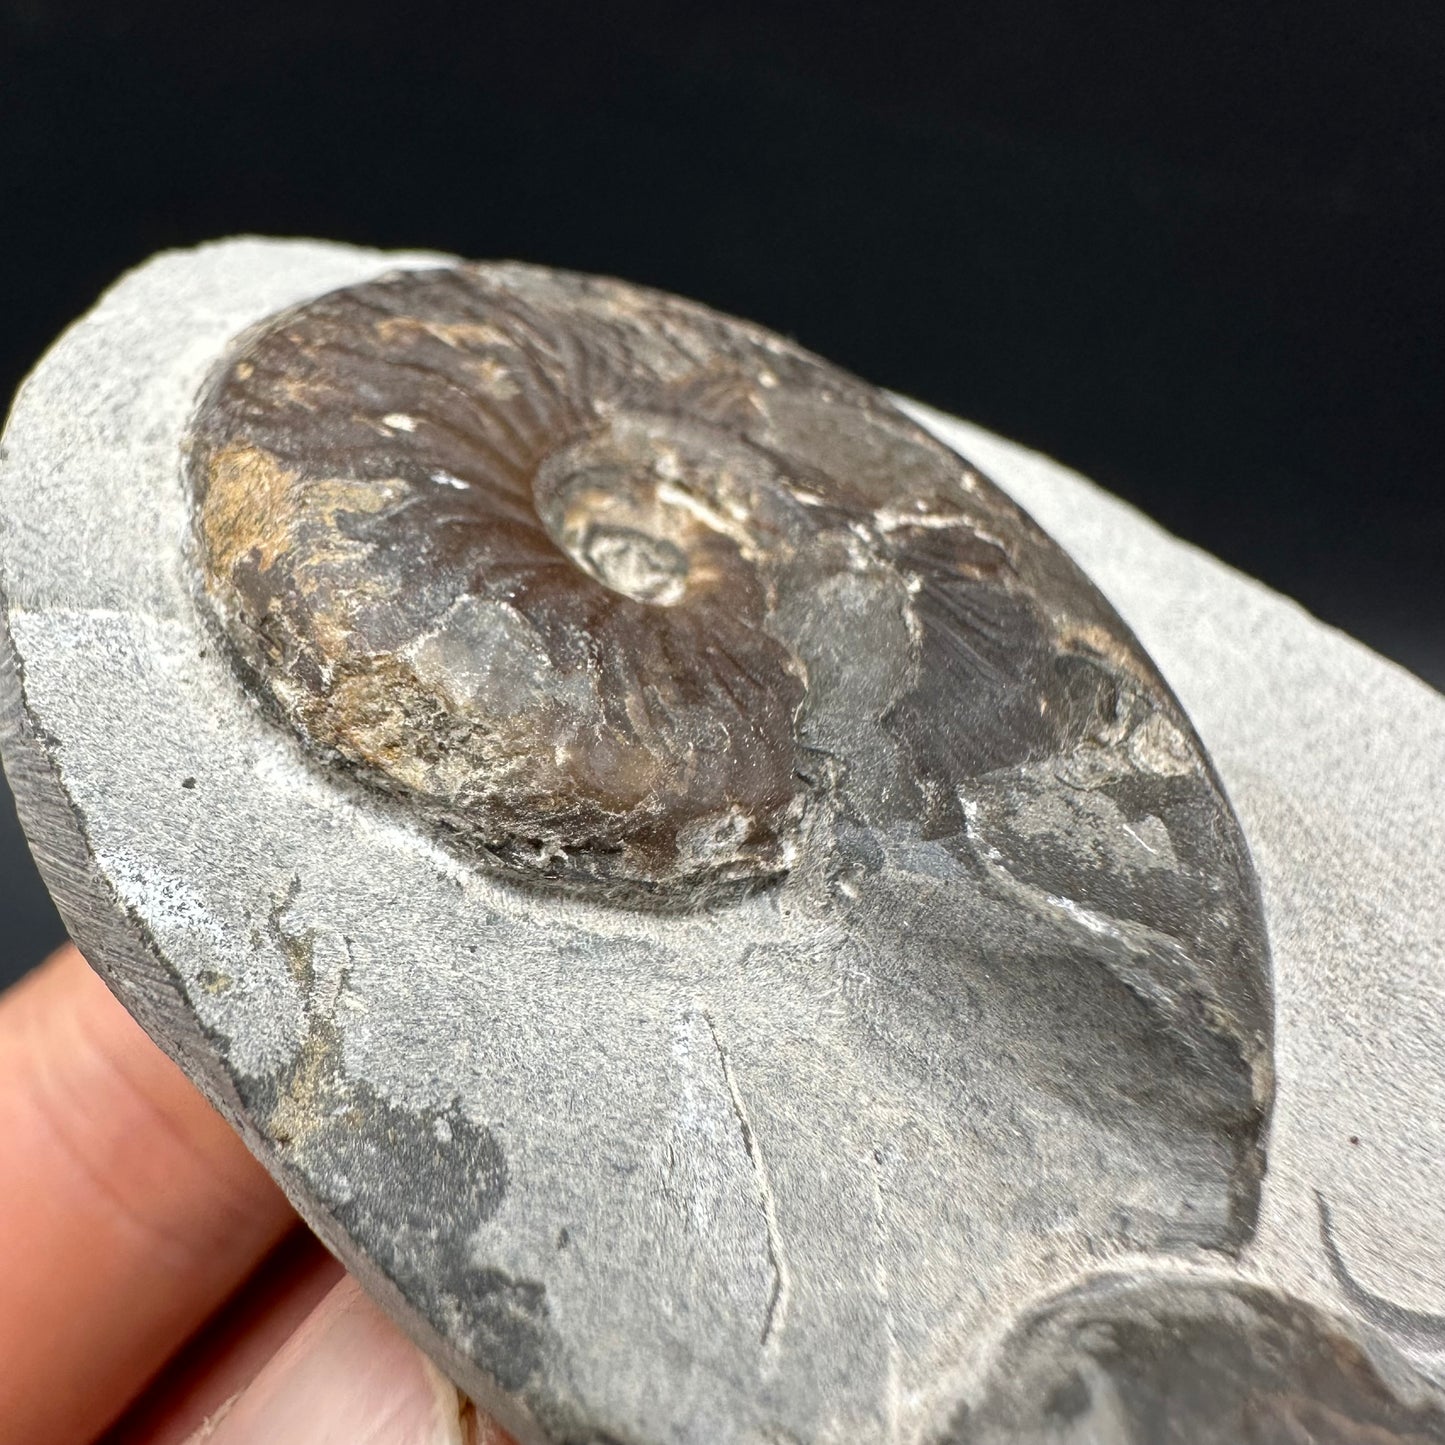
0;943;509;1445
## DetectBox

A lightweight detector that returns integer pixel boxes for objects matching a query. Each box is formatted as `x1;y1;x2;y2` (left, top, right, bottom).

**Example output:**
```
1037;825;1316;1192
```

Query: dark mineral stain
944;1273;1445;1444
464;1267;550;1394
239;888;535;1395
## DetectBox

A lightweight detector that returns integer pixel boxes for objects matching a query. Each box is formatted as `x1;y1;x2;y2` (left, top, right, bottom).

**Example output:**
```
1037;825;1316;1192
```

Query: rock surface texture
2;240;1442;1444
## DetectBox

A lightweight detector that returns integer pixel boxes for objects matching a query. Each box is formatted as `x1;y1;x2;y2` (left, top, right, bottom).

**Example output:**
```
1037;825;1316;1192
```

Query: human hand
0;943;509;1445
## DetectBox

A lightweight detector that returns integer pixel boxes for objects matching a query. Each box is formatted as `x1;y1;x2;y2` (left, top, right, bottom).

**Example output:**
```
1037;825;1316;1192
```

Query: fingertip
8;940;292;1264
185;1277;493;1445
0;941;297;1443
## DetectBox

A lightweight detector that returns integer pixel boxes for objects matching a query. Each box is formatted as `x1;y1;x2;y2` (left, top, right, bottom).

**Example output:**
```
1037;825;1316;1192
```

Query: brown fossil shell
186;263;1246;922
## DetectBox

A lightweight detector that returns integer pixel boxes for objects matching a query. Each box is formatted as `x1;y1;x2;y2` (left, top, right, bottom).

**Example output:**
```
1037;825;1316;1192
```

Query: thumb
185;1275;503;1445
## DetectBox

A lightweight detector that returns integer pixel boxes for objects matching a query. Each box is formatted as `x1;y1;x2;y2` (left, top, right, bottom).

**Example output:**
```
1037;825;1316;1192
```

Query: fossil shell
189;263;1262;931
955;1273;1445;1443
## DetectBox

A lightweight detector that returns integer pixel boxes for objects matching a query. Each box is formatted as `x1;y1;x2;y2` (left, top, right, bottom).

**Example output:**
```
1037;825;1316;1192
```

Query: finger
178;1275;507;1445
0;944;298;1445
108;1239;517;1445
104;1231;345;1445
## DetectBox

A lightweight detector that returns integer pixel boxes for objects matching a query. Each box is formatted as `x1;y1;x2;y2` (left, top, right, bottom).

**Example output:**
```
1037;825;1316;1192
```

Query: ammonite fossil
190;265;1268;943
3;240;1443;1445
956;1273;1445;1443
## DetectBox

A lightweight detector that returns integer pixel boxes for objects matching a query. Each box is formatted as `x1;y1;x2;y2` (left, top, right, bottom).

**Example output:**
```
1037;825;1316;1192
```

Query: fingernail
185;1275;469;1444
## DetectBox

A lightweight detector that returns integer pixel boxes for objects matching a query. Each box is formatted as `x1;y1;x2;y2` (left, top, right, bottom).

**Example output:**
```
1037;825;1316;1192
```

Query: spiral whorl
188;263;1189;899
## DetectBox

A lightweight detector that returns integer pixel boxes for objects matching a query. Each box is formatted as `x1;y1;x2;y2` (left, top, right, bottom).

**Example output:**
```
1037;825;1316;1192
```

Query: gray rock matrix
1;240;1442;1443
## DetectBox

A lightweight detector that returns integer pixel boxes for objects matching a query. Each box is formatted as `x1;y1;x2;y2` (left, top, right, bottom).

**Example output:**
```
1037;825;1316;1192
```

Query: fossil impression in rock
4;242;1443;1445
956;1272;1445;1444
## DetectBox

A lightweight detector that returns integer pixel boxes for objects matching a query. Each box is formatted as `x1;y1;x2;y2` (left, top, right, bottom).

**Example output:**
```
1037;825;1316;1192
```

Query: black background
2;0;1442;987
